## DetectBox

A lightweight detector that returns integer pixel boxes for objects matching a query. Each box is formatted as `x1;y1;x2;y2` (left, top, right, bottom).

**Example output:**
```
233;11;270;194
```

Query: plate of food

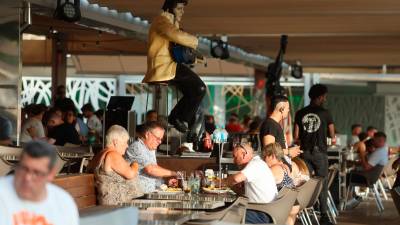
155;185;184;194
202;187;230;194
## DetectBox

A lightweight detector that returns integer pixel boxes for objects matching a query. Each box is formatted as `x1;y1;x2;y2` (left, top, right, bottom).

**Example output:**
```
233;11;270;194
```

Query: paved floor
337;197;400;225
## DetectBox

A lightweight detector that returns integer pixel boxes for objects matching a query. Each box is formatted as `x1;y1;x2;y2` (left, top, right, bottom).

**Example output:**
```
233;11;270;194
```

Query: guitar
171;43;206;66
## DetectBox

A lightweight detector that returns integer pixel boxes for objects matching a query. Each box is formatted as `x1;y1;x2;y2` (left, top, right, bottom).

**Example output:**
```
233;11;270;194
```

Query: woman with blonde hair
90;125;143;205
262;143;299;225
291;157;310;186
262;143;295;190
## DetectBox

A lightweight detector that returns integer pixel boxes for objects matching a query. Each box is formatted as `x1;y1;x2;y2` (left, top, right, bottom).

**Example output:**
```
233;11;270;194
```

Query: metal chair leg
298;211;305;225
326;198;337;224
372;184;384;213
377;179;388;200
327;197;335;217
304;209;313;225
79;158;87;173
344;185;352;210
311;208;321;225
300;211;310;225
328;191;339;216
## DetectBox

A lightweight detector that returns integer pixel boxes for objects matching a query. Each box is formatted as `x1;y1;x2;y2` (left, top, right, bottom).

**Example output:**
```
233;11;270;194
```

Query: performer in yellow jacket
143;0;206;138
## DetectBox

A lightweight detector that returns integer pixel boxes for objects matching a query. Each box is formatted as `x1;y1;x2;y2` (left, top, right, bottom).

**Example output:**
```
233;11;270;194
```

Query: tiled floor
337;197;400;225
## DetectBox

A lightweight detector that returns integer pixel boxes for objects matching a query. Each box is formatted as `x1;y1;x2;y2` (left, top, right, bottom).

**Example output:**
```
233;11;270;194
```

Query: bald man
221;144;277;224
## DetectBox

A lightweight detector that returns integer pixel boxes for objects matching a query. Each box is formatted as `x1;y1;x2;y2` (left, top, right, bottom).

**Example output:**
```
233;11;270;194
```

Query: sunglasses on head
234;143;248;155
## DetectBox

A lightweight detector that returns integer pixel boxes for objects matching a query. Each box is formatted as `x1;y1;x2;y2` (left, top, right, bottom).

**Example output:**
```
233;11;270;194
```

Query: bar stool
145;82;182;155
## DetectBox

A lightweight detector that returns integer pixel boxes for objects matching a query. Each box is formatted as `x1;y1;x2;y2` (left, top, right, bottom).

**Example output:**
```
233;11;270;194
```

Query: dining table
144;192;237;203
79;205;204;225
123;199;225;210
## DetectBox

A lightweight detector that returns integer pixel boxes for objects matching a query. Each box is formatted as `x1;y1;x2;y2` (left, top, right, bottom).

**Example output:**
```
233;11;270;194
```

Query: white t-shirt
20;118;46;142
87;115;102;134
241;155;278;203
0;176;79;225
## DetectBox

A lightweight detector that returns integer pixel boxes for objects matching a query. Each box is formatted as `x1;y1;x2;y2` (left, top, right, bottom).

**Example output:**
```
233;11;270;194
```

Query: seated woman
262;143;298;225
89;125;143;205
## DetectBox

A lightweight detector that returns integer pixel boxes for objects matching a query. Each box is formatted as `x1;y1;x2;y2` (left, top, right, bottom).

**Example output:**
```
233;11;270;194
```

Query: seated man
347;131;389;208
360;131;389;171
0;140;79;225
125;121;178;193
220;143;278;224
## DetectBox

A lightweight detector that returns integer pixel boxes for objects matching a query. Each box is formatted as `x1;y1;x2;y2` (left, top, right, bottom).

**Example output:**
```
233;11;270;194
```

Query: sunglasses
234;143;248;155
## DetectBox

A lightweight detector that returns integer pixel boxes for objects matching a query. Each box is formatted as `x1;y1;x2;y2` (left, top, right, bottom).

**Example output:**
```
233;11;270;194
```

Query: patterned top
125;139;163;193
95;150;143;205
276;166;295;191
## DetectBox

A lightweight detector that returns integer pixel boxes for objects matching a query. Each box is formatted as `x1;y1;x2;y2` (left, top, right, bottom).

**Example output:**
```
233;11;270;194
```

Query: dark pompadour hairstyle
308;84;328;100
162;0;188;13
22;140;58;169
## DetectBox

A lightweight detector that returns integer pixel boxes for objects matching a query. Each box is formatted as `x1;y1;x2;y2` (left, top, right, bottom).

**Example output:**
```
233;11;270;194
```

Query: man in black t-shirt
294;84;335;225
260;95;301;158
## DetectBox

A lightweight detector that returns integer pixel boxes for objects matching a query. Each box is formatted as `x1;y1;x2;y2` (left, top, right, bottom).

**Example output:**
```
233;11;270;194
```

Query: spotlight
210;39;230;59
54;0;81;23
290;63;303;79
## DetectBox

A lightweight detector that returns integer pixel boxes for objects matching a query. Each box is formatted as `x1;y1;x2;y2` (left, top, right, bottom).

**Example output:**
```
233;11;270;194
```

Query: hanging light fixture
291;61;303;79
54;0;81;23
210;36;230;60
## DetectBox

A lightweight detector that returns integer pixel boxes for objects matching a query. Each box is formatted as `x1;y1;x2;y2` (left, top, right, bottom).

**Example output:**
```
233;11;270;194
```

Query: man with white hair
220;143;277;224
125;121;178;193
0;140;79;225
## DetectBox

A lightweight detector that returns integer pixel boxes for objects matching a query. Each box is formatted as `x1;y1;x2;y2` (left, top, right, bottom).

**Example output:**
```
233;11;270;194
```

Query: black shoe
168;117;189;133
319;215;333;225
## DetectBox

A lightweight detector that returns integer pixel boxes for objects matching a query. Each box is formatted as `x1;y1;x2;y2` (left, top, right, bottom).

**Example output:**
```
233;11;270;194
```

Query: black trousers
168;64;206;127
302;148;329;216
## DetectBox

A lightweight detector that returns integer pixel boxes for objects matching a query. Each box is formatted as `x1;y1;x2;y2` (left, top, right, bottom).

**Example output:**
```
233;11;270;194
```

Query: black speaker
103;96;136;140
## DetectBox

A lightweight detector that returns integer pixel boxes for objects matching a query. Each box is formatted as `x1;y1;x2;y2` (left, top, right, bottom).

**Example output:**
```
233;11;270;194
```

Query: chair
345;165;385;213
390;186;400;215
186;197;248;224
382;156;399;189
80;206;138;225
303;177;324;225
56;145;93;173
0;158;14;176
295;178;321;225
0;145;22;160
327;166;339;223
247;188;298;225
55;152;68;175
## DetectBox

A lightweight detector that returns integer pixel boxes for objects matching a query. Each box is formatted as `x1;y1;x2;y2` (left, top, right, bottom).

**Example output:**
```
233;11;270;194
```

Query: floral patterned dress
94;150;143;205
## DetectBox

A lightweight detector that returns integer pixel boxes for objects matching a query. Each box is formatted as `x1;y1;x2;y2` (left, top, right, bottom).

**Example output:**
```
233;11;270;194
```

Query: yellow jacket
143;11;198;83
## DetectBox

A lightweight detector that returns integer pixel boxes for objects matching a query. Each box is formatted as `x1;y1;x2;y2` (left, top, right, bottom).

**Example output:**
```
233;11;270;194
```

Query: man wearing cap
294;84;336;225
0;140;79;225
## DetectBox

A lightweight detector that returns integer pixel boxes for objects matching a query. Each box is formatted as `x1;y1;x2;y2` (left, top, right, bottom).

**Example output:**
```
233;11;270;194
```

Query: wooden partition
53;173;97;209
